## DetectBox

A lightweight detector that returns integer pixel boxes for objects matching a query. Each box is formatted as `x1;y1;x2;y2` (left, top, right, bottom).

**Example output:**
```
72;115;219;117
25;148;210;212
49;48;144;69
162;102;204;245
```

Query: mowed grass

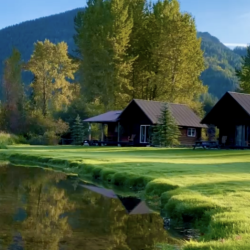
1;145;250;249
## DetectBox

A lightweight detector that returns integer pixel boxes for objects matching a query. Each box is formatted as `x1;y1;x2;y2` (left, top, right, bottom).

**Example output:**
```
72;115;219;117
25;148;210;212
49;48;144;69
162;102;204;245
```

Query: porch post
118;122;120;142
101;123;104;141
88;123;92;141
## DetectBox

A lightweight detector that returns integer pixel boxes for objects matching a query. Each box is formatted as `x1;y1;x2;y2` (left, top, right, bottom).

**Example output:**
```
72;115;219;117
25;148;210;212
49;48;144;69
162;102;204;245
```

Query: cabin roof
84;110;122;123
132;99;206;128
84;99;206;128
201;92;250;124
228;92;250;116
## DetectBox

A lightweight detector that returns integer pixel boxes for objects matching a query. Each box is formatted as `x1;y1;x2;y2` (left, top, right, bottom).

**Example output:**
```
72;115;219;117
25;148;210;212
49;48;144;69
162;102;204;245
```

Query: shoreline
1;147;250;249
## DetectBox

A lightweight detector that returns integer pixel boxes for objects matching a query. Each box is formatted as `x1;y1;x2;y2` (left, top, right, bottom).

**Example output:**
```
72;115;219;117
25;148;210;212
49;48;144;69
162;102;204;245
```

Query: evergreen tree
151;104;180;147
72;115;84;145
236;46;250;93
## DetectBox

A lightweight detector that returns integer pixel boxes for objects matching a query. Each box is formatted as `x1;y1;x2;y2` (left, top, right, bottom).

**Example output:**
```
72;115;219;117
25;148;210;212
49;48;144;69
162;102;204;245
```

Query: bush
0;132;19;145
29;135;45;145
29;131;60;145
0;143;8;149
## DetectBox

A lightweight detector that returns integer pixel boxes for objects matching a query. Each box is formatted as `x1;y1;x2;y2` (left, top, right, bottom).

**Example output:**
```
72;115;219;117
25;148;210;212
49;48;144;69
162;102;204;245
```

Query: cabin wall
179;127;201;146
119;101;152;145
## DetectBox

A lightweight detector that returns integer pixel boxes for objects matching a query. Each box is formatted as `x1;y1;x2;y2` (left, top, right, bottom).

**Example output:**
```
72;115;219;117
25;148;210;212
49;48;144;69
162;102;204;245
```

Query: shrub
0;132;19;145
29;135;45;145
0;143;8;149
29;131;60;145
43;131;59;145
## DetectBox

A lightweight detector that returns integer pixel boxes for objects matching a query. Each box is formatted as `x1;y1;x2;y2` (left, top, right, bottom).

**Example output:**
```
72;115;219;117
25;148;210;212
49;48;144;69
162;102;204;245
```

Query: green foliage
0;10;244;101
198;32;241;97
27;39;78;116
151;104;180;147
201;93;218;114
0;132;20;145
1;48;27;134
236;46;250;94
74;0;134;110
75;0;206;110
71;115;84;145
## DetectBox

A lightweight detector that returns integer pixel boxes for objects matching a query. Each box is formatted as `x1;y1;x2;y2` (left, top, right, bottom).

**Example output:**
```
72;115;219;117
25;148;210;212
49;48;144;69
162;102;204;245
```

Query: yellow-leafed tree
28;40;78;117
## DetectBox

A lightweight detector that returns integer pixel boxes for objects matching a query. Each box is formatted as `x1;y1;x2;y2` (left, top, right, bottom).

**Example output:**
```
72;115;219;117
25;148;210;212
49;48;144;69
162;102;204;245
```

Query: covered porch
83;110;150;146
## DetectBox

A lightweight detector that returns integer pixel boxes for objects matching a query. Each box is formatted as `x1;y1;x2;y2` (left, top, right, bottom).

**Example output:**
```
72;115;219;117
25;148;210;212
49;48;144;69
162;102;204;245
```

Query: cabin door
235;125;246;147
140;125;150;143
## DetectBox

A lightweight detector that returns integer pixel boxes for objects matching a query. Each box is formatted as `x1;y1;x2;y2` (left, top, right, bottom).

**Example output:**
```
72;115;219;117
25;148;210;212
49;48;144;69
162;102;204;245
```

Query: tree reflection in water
0;164;179;250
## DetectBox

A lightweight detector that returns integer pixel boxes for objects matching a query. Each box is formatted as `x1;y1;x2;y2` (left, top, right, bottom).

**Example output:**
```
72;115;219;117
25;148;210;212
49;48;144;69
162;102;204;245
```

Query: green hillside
0;9;243;98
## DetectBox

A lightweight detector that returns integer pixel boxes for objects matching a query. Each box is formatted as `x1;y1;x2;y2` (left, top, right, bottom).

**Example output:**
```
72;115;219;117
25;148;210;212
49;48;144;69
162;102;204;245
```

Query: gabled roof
132;99;206;128
228;92;250;116
83;110;122;123
201;91;250;124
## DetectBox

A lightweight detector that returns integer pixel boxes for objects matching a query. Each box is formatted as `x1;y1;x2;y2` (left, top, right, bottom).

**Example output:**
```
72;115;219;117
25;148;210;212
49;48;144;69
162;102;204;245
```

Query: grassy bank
1;145;250;249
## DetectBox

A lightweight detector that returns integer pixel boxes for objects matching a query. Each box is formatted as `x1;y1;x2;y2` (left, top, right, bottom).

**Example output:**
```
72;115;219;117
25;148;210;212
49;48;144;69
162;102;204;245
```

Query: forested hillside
0;8;244;98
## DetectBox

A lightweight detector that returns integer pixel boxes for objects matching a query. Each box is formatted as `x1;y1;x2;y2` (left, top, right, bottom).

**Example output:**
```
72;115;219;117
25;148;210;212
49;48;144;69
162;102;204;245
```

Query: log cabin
84;99;206;146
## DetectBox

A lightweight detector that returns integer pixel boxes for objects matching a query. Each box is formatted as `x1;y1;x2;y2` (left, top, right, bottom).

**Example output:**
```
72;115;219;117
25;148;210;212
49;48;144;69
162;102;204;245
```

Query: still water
0;163;178;250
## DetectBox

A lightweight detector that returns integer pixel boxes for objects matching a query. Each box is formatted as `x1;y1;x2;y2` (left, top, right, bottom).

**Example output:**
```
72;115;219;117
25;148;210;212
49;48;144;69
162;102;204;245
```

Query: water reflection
0;163;178;250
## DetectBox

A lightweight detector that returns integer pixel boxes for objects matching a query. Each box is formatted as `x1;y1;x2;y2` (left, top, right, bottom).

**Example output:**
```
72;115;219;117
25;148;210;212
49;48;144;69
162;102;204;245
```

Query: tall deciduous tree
74;0;134;110
151;0;206;107
28;40;78;117
1;48;25;133
236;46;250;93
74;0;206;113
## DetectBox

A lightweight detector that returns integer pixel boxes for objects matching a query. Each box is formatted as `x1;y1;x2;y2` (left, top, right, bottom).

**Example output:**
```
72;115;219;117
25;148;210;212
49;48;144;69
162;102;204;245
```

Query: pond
0;163;182;250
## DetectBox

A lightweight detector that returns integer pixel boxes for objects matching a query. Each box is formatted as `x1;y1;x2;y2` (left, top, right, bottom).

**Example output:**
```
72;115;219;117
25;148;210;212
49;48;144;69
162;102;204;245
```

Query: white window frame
140;125;150;143
187;128;196;137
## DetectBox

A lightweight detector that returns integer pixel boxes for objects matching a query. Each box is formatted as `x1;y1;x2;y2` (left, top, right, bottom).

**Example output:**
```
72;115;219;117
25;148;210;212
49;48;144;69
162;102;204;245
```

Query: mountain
0;9;244;99
198;32;243;97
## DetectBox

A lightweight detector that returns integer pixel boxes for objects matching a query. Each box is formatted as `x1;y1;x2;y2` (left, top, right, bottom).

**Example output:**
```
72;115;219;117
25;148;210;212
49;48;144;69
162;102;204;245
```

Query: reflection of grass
1;146;250;249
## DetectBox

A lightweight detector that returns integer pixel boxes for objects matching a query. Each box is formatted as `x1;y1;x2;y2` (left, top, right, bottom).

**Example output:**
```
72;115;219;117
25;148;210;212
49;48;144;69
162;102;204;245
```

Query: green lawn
1;145;250;249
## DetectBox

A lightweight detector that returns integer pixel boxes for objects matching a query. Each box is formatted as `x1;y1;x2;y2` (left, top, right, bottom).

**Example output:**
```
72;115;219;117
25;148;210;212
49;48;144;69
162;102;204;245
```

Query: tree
151;0;206;106
74;0;134;110
151;104;180;147
201;93;218;115
27;40;78;117
236;46;250;93
71;115;84;145
1;48;26;133
74;0;206;112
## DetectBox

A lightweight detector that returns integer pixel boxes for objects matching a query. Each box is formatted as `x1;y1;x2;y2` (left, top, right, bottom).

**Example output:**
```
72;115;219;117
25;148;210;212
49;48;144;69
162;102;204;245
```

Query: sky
0;0;250;47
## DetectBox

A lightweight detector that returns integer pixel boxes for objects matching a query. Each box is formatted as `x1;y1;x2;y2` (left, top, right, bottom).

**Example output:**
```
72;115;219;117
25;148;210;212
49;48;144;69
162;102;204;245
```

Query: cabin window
140;125;150;143
187;128;196;137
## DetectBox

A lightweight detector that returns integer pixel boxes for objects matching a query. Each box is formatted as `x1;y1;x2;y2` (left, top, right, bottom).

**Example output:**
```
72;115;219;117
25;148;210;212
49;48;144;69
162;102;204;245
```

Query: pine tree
152;104;180;147
236;46;250;93
72;115;84;145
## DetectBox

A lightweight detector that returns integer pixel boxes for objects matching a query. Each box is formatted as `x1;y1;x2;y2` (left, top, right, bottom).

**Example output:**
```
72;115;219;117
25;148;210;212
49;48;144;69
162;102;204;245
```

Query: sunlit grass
1;145;250;249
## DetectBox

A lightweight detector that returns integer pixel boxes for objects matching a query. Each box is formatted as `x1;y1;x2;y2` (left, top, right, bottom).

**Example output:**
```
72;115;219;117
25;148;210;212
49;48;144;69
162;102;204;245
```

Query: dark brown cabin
84;99;206;146
201;92;250;148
